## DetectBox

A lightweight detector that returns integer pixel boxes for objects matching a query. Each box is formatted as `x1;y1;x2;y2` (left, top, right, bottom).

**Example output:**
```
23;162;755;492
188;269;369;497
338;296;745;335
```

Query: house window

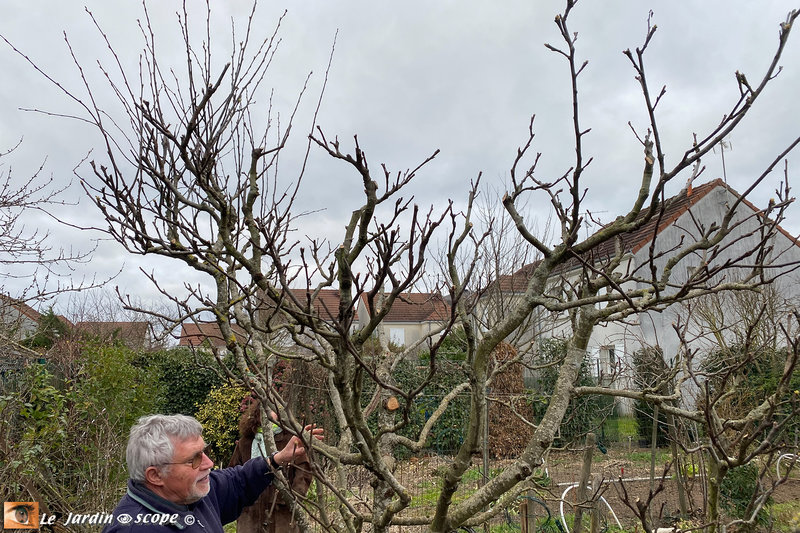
389;327;405;346
589;347;600;378
603;346;616;366
595;345;617;383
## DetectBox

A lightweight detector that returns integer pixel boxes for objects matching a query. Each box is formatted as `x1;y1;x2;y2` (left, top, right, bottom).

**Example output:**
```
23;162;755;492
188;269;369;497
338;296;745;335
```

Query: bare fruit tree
610;298;800;533
9;1;800;532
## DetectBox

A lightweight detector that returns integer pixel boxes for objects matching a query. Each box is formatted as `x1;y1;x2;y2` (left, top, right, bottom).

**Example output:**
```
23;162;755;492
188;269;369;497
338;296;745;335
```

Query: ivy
147;348;224;416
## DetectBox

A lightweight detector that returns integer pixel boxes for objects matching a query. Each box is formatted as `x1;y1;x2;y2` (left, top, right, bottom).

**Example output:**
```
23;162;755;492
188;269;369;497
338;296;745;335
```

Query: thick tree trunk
706;458;727;533
439;307;596;531
573;432;596;533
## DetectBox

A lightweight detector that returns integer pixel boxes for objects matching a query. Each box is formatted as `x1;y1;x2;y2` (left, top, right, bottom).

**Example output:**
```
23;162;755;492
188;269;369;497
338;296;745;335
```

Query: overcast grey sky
1;1;798;314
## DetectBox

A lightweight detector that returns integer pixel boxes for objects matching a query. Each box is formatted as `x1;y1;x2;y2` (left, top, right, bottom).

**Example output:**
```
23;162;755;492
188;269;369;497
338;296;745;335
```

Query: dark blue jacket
103;457;273;533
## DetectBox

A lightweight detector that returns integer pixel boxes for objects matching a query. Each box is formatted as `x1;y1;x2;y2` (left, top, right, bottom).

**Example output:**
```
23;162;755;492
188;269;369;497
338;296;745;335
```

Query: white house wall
634;186;800;360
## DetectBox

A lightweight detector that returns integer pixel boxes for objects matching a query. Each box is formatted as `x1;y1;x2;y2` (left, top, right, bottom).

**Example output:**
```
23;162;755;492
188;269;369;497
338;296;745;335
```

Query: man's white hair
126;414;203;481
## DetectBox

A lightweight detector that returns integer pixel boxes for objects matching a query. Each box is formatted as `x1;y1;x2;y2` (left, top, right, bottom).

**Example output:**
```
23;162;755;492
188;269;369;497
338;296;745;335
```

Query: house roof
262;287;451;324
178;321;249;348
292;288;353;321
0;294;74;334
179;289;353;349
259;288;358;322
359;292;450;323
74;321;150;346
0;293;42;323
622;178;720;255
494;263;539;294
495;179;799;292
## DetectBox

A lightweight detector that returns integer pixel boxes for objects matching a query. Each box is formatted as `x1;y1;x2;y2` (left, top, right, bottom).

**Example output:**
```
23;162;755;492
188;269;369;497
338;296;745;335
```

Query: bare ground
385;447;800;531
520;447;800;530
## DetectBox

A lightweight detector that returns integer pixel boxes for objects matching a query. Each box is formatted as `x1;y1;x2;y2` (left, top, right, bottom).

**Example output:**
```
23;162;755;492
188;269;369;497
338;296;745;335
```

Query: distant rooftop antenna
713;137;733;184
582;210;608;239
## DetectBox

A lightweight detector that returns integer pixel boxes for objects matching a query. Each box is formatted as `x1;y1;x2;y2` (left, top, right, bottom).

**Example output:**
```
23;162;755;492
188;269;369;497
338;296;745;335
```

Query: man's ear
145;466;166;487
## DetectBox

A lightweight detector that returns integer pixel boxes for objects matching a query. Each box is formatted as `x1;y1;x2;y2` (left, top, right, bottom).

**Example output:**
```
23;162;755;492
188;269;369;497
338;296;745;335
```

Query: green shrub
363;355;470;456
529;338;613;446
148;347;224;416
720;462;771;526
0;343;162;511
419;327;468;362
22;308;70;349
402;357;470;454
194;383;247;465
77;342;162;430
703;345;800;444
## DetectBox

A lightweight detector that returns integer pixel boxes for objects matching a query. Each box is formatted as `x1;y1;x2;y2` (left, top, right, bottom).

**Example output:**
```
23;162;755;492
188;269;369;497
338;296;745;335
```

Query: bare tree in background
0;142;99;365
7;2;800;532
0;142;94;300
684;307;800;530
614;296;800;533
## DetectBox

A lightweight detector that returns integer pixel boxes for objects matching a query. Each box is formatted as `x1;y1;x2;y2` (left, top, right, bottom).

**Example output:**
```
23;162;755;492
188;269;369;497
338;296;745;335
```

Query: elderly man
103;414;321;533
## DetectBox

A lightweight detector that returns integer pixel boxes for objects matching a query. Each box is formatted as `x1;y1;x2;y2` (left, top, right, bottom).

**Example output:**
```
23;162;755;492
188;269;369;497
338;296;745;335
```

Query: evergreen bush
720;462;771;526
0;343;161;511
529;338;613;446
194;383;248;465
149;347;224;416
632;347;670;447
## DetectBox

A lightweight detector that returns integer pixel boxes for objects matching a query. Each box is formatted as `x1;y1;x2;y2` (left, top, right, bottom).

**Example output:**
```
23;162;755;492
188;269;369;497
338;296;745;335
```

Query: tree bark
573;432;596;533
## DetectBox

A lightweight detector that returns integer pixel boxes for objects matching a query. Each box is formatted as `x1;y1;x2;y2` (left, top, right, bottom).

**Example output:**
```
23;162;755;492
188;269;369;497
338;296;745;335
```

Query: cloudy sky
0;1;798;315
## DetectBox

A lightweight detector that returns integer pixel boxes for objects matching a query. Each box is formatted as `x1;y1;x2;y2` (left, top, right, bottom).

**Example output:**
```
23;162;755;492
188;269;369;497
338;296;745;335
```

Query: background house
0;294;43;341
1;293;159;375
490;179;800;413
178;289;350;356
73;321;153;350
355;292;449;349
178;321;248;356
178;289;451;356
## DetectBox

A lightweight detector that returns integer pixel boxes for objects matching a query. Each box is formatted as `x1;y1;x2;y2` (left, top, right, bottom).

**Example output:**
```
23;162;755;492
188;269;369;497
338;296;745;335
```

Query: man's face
157;435;214;505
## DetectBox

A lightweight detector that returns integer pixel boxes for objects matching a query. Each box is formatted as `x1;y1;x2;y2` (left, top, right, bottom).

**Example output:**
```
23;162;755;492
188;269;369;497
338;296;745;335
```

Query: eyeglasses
161;445;210;469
